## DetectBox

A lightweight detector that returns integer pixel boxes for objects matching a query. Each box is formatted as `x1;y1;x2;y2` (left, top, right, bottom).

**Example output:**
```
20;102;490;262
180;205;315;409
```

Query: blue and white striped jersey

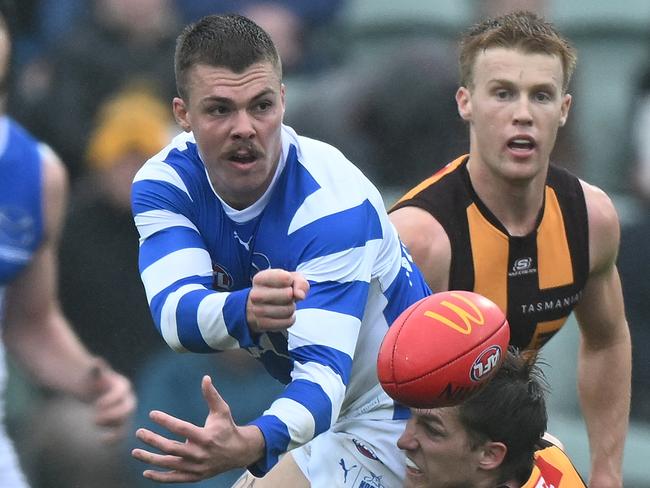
0;116;45;488
132;124;430;475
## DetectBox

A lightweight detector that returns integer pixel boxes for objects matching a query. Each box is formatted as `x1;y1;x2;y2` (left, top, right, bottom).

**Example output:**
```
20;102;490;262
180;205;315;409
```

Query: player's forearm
151;285;256;352
577;335;630;485
5;312;100;399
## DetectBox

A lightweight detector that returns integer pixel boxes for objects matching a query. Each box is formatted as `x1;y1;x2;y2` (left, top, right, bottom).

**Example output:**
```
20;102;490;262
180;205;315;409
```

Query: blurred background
3;0;649;486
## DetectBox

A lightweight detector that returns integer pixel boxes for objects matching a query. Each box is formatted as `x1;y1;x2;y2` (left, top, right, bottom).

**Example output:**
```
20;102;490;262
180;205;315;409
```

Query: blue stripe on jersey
138;226;205;272
257;350;292;384
283;379;332;435
382;246;431;327
297;280;369;320
149;275;214;332
247;415;290;477
289;199;383;262
292;344;353;385
176;289;214;352
222;288;256;347
132;178;193;216
393;403;411;421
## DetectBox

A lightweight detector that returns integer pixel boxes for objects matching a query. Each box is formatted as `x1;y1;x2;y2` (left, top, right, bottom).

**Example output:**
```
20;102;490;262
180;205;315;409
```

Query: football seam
396;318;508;386
389;302;422;383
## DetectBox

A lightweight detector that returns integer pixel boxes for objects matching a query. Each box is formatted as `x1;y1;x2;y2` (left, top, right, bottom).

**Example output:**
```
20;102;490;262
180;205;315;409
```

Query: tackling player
398;350;587;487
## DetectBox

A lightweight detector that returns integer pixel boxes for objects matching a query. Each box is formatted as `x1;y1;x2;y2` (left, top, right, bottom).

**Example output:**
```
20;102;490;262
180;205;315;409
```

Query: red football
377;290;510;408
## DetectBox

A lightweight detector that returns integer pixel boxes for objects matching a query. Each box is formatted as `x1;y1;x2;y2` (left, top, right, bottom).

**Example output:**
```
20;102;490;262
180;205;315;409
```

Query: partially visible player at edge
390;11;631;488
397;349;587;487
0;2;135;486
130;13;429;486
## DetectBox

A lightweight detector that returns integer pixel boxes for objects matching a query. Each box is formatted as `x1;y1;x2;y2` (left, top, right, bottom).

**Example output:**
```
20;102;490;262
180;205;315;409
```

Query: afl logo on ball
470;345;502;381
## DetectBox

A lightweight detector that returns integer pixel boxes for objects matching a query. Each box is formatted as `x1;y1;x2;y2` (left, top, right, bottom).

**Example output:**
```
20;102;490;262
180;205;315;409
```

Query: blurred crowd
2;0;649;487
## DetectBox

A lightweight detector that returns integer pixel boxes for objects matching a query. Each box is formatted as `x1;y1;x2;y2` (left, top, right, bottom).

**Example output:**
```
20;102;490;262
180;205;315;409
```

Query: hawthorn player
396;350;587;488
390;11;630;487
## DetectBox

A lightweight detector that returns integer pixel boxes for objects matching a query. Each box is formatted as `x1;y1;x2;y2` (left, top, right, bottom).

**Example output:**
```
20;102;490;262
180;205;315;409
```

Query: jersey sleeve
132;161;257;352
247;198;383;475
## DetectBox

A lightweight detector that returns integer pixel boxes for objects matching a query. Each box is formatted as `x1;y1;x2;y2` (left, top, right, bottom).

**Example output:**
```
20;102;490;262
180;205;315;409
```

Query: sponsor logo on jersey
470;345;502;381
520;292;582;314
250;251;271;278
212;264;233;291
359;472;385;488
352;439;380;462
339;458;358;483
509;257;537;277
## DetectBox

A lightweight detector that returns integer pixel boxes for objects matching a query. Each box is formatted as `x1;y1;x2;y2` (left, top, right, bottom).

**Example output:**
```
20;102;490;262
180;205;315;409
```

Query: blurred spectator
288;41;467;191
15;84;173;487
618;64;650;424
173;0;345;75
58;83;172;380
10;0;179;180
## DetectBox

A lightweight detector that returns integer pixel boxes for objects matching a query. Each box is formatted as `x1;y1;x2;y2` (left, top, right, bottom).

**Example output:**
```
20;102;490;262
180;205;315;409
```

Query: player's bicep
390;206;451;292
574;264;628;349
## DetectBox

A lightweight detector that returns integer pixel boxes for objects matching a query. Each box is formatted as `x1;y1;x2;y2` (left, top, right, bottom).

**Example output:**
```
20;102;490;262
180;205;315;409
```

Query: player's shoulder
289;126;374;191
579;179;621;270
580;180;619;229
133;131;199;195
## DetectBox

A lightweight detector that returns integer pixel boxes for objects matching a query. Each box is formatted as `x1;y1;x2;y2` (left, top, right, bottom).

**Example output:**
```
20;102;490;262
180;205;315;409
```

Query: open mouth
507;136;536;151
229;152;257;164
405;456;422;474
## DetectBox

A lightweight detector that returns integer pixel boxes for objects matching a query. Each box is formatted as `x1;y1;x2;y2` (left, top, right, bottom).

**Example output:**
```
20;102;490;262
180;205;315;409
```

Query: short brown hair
174;14;281;100
459;11;577;92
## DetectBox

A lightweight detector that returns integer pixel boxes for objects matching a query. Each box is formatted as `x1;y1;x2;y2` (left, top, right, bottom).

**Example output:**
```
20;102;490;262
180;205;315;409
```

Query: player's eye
208;105;230;115
495;89;512;100
534;91;552;103
255;100;273;112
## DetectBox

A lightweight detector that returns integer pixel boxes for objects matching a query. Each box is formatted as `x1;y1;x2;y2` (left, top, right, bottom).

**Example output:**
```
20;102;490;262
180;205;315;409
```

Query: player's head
174;14;282;101
397;350;548;487
459;11;576;93
171;14;285;210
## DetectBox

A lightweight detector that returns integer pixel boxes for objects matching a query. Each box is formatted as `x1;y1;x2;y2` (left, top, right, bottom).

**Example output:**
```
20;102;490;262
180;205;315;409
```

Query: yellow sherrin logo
424;292;485;335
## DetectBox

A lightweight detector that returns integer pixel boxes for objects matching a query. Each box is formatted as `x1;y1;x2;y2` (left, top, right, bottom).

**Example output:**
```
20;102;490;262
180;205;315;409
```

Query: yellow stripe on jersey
537;186;573;289
395;155;467;205
526;317;567;350
467;202;508;313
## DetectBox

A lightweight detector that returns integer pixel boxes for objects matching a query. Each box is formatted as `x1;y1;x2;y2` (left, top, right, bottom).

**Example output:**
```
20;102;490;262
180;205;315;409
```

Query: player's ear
478;441;507;471
173;97;192;132
456;86;472;121
559;93;572;127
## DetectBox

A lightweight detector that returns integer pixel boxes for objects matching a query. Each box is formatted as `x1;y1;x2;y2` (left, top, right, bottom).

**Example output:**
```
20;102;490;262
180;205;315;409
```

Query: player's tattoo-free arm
574;182;631;488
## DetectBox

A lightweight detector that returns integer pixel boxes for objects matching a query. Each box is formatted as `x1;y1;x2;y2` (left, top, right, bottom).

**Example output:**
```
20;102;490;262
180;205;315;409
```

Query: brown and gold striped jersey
391;155;589;350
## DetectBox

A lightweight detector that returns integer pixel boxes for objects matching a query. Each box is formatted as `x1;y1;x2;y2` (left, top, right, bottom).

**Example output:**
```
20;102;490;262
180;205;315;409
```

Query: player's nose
397;418;417;450
231;110;255;139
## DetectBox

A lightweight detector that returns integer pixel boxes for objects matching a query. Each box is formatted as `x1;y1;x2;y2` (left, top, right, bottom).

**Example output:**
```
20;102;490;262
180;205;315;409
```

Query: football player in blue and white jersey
0;3;135;486
130;13;430;487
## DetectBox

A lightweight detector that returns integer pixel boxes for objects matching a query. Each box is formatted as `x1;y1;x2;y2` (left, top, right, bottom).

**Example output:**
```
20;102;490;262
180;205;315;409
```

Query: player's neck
467;159;545;237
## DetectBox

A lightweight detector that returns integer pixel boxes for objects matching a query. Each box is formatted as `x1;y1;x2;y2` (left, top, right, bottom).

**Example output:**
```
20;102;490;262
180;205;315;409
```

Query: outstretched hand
132;376;265;483
247;269;310;334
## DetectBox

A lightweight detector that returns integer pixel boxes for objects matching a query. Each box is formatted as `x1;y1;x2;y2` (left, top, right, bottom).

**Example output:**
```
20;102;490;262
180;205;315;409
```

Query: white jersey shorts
291;417;407;488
